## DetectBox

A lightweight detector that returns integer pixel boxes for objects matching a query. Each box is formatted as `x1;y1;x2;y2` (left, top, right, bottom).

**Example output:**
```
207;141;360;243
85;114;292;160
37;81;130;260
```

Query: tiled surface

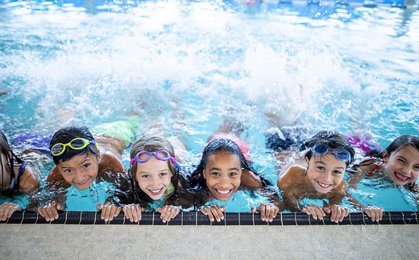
0;225;418;259
3;211;419;225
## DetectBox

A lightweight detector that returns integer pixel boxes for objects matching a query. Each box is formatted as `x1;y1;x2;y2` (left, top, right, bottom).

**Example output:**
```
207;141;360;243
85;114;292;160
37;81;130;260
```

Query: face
306;153;346;194
57;152;100;190
383;145;419;186
203;151;242;201
135;156;173;200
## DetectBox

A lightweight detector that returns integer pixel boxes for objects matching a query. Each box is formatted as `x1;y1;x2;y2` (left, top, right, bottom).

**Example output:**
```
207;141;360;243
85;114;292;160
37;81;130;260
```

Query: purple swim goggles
130;150;181;170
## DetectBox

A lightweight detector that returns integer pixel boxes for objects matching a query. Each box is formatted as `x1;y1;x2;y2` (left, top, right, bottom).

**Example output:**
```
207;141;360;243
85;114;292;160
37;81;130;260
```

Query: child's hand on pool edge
200;205;225;222
97;202;121;222
301;205;326;220
323;205;349;223
0;202;21;221
252;203;279;222
363;206;384;222
123;204;144;223
38;201;63;222
158;205;180;223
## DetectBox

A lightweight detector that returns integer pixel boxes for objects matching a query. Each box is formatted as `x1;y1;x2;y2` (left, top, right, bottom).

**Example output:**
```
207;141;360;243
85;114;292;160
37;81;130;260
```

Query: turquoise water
0;0;418;212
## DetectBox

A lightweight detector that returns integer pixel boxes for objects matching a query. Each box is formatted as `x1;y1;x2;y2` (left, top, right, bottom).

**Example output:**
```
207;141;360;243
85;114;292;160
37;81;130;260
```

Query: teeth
395;172;409;181
317;182;332;188
217;190;231;194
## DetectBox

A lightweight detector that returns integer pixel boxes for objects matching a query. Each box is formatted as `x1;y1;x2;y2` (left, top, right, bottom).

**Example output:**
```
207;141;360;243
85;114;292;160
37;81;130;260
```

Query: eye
397;158;406;164
316;166;325;171
413;165;419;171
63;169;73;174
210;171;220;176
229;171;238;177
82;163;91;169
160;172;168;177
333;170;343;175
140;174;150;179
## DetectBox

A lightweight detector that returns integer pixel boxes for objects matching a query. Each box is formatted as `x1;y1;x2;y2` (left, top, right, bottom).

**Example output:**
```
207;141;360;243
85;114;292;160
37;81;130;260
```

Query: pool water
0;0;418;212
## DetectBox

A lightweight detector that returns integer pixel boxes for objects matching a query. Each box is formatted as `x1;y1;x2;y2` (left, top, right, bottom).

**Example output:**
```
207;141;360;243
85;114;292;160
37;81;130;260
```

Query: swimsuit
265;126;309;153
91;115;140;147
12;133;51;154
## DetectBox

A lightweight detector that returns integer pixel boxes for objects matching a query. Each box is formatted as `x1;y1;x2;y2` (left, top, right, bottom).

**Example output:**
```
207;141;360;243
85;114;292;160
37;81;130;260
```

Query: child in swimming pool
0;131;41;221
189;138;279;223
123;135;202;223
38;116;138;222
277;131;384;223
349;135;419;192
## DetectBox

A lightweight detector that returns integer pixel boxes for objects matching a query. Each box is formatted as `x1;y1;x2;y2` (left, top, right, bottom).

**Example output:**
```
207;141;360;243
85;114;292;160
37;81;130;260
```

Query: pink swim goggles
130;150;181;170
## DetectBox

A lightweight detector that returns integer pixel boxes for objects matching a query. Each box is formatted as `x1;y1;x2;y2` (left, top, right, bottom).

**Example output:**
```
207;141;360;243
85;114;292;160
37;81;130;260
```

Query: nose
73;169;85;182
218;175;231;188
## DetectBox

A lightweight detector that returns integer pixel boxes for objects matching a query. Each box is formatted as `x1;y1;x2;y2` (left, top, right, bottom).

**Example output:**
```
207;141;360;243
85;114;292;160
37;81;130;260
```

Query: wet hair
304;130;355;166
381;135;419;158
129;135;183;205
189;138;270;190
49;126;98;164
1;130;24;191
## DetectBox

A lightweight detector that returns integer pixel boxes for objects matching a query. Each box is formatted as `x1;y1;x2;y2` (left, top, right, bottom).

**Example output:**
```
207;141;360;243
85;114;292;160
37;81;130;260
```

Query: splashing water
0;0;418;211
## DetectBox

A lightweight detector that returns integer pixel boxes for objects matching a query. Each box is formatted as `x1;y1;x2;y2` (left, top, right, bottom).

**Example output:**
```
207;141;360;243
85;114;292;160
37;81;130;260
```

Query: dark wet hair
49;126;98;164
1;130;24;191
304;130;355;166
381;135;419;158
129;135;181;205
189;138;270;190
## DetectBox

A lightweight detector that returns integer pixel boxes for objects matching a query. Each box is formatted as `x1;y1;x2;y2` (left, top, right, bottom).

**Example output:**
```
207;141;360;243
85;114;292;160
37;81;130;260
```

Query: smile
215;189;233;196
316;181;332;189
75;178;90;186
148;187;165;196
394;172;410;182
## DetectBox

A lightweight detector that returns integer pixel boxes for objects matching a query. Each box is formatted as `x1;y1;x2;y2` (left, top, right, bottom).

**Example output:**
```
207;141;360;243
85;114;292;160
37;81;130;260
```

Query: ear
96;150;101;163
382;150;389;163
202;169;207;179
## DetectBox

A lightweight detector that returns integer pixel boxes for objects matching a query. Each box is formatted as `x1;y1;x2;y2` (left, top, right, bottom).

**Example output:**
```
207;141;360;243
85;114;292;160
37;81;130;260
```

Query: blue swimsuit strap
10;152;26;192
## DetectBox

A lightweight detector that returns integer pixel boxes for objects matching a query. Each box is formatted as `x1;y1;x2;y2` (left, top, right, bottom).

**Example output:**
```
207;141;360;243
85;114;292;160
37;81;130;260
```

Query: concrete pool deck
1;225;417;259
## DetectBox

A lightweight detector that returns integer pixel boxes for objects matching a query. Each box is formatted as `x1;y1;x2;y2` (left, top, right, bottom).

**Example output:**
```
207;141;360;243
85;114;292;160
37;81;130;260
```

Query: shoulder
19;164;40;193
277;165;306;190
98;151;125;174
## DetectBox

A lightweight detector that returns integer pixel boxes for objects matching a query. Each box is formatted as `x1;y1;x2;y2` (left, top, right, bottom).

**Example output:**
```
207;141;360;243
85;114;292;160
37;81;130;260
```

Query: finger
323;207;331;214
171;207;180;219
204;208;214;222
101;204;110;221
124;206;134;222
378;208;384;221
313;207;323;220
135;206;143;222
260;204;267;221
268;205;276;221
334;207;342;223
108;206;118;221
160;207;170;223
210;206;222;222
114;207;121;217
6;204;19;219
338;208;346;222
45;204;58;221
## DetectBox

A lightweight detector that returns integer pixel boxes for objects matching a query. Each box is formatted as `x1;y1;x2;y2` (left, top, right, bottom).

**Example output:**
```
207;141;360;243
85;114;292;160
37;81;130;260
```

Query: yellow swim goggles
50;138;98;157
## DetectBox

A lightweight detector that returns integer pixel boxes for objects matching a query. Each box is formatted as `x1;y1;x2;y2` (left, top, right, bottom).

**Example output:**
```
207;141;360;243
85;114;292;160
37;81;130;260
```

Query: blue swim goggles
311;143;351;162
130;150;181;170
